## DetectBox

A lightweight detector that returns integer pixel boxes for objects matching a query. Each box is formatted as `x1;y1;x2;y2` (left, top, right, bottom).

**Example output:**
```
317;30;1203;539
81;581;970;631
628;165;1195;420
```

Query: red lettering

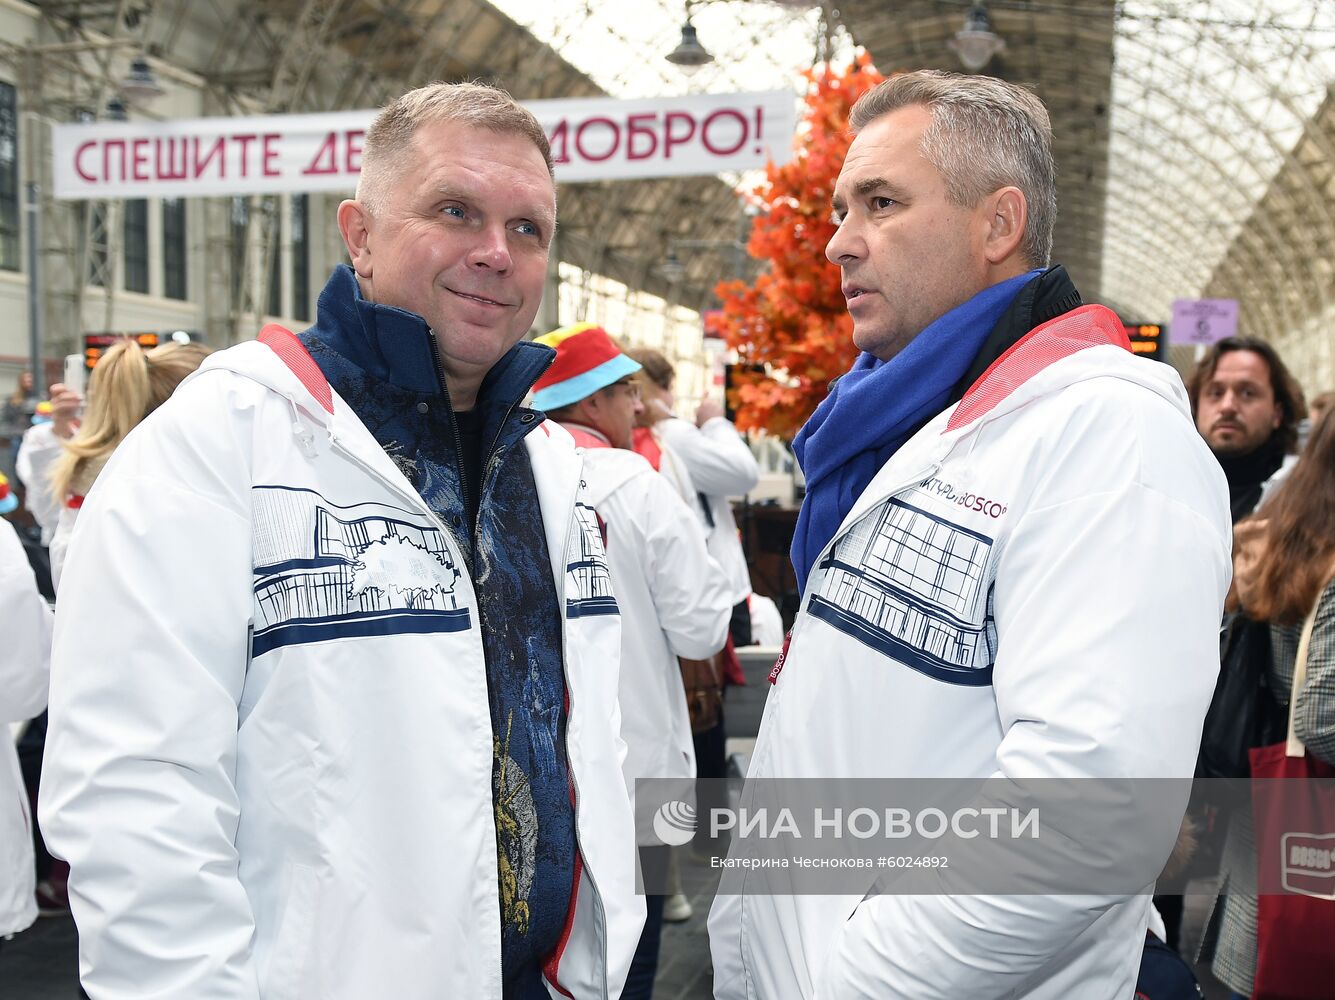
102;140;127;183
131;138;150;181
192;136;226;178
262;133;281;177
344;129;364;174
664;112;696;158
701;109;748;156
233;134;257;177
302;131;339;175
574;116;619;163
155;137;188;180
75;141;97;183
626;113;658;161
548;119;570;165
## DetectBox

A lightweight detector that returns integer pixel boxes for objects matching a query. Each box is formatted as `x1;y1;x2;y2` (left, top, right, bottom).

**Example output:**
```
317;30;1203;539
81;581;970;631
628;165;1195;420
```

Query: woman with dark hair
1200;408;1335;996
3;371;37;479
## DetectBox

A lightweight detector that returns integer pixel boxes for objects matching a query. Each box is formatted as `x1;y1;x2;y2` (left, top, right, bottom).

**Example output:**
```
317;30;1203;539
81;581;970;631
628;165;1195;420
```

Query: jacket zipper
481;353;556;499
426;333;474;548
555;470;610;1000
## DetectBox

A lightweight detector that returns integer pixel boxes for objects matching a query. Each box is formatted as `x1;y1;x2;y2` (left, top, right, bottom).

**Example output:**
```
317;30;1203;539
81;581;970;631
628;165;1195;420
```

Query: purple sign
1171;298;1239;345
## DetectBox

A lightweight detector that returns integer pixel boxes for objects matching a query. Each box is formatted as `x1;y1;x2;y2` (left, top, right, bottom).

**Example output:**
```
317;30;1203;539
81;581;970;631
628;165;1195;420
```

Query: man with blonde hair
42;82;642;999
709;70;1231;998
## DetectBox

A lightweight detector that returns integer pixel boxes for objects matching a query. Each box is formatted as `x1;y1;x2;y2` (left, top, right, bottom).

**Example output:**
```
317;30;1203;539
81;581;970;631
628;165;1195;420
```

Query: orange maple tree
706;54;886;438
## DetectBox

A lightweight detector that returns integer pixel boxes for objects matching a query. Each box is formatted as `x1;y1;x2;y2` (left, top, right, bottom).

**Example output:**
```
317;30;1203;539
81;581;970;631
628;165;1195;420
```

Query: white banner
50;90;795;200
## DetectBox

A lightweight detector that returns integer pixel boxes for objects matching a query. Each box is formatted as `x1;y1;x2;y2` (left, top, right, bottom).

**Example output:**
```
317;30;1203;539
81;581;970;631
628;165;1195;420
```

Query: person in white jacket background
533;323;732;1000
40;83;642;1000
13;382;82;547
0;487;53;946
627;345;760;875
650;382;760;642
707;70;1231;1000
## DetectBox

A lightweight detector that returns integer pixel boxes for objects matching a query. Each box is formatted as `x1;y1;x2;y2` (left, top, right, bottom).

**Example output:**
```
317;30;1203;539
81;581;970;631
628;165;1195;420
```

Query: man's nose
826;217;862;266
468;226;513;271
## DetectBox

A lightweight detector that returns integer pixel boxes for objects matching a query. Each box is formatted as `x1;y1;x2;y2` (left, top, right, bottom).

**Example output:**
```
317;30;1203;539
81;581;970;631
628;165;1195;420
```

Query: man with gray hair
708;70;1231;997
41;82;642;998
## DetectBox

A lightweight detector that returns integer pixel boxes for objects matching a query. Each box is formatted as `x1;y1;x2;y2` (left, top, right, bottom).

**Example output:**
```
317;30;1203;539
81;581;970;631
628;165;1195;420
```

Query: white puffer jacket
708;306;1232;1000
40;332;643;999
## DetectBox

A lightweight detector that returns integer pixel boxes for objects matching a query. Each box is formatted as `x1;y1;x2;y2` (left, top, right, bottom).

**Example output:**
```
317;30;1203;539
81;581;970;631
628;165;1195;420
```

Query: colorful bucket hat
531;323;642;411
0;471;17;515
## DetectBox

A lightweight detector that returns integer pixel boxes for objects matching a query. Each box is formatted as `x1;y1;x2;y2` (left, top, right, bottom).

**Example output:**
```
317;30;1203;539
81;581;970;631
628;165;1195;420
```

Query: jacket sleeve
635;472;733;660
16;422;64;542
1294;581;1335;766
819;480;1230;999
658;417;759;498
38;393;261;998
0;519;51;724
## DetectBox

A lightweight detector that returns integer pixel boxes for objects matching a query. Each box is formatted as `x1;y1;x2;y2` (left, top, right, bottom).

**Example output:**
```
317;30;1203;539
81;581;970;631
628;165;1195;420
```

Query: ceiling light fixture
947;3;1006;73
666;11;714;74
120;55;164;104
657;249;687;283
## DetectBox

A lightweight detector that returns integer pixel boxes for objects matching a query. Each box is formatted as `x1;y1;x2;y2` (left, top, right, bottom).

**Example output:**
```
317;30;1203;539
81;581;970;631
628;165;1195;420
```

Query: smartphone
63;353;87;398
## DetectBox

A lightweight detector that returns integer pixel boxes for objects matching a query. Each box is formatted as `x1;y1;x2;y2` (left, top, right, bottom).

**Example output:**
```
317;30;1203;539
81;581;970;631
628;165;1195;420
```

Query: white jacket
708;307;1232;1000
40;334;643;999
1;518;51;938
658;416;759;606
567;427;732;839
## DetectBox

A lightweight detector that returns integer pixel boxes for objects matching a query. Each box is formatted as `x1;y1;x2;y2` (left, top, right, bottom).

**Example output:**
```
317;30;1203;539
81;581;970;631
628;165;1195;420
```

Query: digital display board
82;332;198;370
1122;323;1165;361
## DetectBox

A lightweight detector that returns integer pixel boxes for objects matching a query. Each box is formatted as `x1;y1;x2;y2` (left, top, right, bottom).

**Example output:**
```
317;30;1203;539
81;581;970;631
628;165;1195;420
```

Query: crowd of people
1;69;1332;1000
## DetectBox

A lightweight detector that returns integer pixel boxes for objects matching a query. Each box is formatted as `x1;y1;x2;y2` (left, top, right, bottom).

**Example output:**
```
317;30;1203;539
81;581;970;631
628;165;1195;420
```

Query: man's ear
1272;401;1283;430
337;199;373;279
581;390;607;423
983;187;1028;265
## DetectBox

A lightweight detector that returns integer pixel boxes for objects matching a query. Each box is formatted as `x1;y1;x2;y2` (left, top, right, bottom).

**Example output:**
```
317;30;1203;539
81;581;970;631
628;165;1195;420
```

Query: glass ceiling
30;0;1329;372
492;0;1335;351
490;0;855;100
1104;0;1335;325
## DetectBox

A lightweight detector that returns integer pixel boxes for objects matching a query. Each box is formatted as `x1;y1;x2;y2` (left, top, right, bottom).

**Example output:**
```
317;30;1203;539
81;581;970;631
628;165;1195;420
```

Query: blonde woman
47;340;209;589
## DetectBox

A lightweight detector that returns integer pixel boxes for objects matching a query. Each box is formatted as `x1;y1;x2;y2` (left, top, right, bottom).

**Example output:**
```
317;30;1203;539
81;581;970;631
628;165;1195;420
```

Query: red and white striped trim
257;323;334;415
947;305;1130;433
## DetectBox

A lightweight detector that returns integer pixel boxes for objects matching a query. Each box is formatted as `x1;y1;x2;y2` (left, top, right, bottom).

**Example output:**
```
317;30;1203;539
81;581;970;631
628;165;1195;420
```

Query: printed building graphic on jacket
565;500;618;619
811;498;997;686
251;485;469;655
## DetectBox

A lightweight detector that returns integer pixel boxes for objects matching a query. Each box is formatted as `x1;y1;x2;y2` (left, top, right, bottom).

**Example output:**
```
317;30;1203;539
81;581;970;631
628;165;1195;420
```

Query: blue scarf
791;270;1041;593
